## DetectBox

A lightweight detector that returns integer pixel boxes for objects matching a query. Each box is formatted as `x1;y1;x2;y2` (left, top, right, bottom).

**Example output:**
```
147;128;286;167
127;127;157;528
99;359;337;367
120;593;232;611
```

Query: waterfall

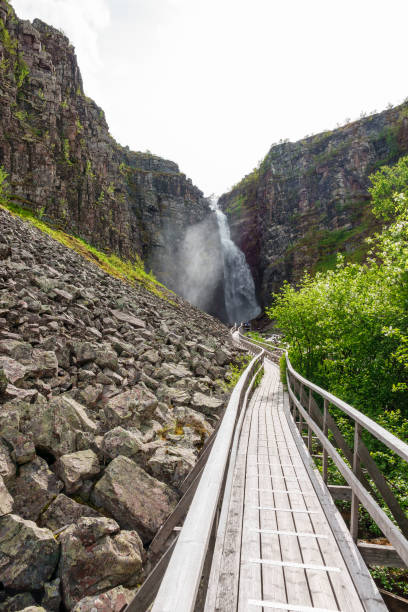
211;200;261;324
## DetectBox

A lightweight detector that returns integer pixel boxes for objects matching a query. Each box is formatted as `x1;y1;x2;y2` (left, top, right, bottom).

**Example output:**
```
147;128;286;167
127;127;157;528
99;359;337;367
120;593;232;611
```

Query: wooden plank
205;365;263;611
238;380;263;611
256;364;287;608
358;543;407;568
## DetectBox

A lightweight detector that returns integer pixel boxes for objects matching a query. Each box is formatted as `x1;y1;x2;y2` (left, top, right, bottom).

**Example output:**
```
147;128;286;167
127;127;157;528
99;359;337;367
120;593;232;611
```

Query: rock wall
219;102;408;307
0;206;241;610
0;1;226;316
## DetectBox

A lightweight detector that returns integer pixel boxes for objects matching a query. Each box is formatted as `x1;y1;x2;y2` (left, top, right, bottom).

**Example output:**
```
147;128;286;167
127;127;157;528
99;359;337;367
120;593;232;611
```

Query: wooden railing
137;350;264;612
285;352;408;568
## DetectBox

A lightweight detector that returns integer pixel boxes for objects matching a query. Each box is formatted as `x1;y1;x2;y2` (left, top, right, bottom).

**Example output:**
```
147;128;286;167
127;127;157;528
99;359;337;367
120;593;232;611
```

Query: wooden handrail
150;351;263;611
286;355;408;463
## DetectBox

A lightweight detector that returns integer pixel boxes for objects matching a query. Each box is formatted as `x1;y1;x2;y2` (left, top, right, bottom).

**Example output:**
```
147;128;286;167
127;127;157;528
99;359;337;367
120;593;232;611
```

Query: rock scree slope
0;206;243;610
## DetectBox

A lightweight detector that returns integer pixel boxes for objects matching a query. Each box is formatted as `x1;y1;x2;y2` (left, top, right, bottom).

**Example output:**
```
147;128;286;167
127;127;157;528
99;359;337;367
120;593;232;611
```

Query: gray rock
0;427;36;465
0;475;13;516
40;494;100;531
0;514;59;591
215;348;231;366
0;340;32;362
91;456;178;543
8;456;63;520
102;427;144;460
58;517;143;609
0;438;16;483
156;362;192;380
25;395;97;457
72;585;136;612
42;578;62;612
54;449;100;493
0;592;36;612
191;392;224;415
0;357;26;385
111;310;146;329
148;445;196;487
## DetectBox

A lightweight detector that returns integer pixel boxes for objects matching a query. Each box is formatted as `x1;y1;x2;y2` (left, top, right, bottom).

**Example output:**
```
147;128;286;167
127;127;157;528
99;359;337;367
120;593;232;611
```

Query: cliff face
0;1;225;314
219;103;408;307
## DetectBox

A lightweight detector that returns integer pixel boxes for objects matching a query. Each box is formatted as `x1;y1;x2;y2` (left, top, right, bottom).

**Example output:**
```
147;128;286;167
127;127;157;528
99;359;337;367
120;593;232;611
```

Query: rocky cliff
0;0;226;316
219;102;408;308
0;205;242;610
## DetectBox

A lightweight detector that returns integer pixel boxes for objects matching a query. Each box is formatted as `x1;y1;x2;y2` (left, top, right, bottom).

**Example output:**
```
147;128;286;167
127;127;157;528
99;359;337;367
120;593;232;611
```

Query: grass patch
1;199;171;300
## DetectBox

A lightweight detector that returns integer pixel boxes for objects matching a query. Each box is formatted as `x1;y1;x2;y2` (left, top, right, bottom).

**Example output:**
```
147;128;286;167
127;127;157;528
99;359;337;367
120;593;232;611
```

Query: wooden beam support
328;485;352;501
358;542;406;569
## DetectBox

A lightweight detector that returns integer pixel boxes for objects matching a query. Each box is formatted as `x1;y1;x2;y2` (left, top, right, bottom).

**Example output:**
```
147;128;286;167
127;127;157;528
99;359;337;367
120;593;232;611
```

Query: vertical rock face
219;103;408;307
0;0;226;315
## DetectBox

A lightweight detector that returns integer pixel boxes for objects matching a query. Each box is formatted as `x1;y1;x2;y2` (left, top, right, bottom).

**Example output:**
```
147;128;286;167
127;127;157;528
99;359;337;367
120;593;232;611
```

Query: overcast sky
11;0;408;196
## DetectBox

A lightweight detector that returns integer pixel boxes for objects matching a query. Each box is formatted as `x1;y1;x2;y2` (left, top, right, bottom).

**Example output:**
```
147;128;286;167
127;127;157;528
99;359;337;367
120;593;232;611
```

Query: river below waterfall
212;201;261;324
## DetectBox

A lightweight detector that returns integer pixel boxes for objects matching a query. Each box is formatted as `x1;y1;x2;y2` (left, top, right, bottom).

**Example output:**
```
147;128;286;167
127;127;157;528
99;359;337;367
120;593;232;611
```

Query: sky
11;0;408;196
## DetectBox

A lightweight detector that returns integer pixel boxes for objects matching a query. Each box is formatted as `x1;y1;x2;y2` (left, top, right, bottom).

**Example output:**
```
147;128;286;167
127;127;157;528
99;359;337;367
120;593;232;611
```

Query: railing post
322;399;328;484
308;388;313;453
298;383;304;435
350;422;362;541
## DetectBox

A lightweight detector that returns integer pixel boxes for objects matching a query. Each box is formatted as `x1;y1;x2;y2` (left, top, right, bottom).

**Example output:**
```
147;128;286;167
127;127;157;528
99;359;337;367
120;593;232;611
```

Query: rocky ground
0;207;242;611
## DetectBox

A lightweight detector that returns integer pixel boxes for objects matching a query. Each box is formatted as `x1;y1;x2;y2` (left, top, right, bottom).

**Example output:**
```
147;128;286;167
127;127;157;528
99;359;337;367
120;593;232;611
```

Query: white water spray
211;199;261;324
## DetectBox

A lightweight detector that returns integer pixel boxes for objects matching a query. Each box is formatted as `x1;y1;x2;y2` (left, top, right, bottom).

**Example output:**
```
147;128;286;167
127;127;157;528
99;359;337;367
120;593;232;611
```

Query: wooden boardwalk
205;358;385;612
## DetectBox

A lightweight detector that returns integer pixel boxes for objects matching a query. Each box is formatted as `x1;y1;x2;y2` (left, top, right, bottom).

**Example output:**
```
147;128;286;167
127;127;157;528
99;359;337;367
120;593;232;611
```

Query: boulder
148;445;196;487
103;388;155;426
156;362;192;380
215;348;231;366
25;350;58;378
91;456;178;543
0;356;26;385
25;395;97;457
8;456;63;520
174;406;213;437
40;494;100;531
41;578;62;612
0;593;36;611
42;578;62;612
72;585;136;612
102;427;144;460
71;342;97;366
54;449;100;493
111;310;145;328
0;514;59;591
0;340;32;362
0;438;16;483
0;368;7;395
162;387;190;406
0;475;13;516
58;517;143;609
0;427;36;465
191;392;224;415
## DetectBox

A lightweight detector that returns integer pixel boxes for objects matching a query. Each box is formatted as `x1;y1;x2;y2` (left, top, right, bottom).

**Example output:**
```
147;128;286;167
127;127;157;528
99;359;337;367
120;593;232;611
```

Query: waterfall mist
211;200;261;324
150;199;260;325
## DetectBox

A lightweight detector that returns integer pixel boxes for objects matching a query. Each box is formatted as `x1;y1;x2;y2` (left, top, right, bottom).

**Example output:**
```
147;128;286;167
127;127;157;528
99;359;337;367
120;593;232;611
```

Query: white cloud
9;0;408;195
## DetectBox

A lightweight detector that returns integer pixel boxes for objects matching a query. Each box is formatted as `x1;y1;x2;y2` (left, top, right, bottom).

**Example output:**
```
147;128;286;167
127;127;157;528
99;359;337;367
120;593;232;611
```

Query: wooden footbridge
127;329;408;612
